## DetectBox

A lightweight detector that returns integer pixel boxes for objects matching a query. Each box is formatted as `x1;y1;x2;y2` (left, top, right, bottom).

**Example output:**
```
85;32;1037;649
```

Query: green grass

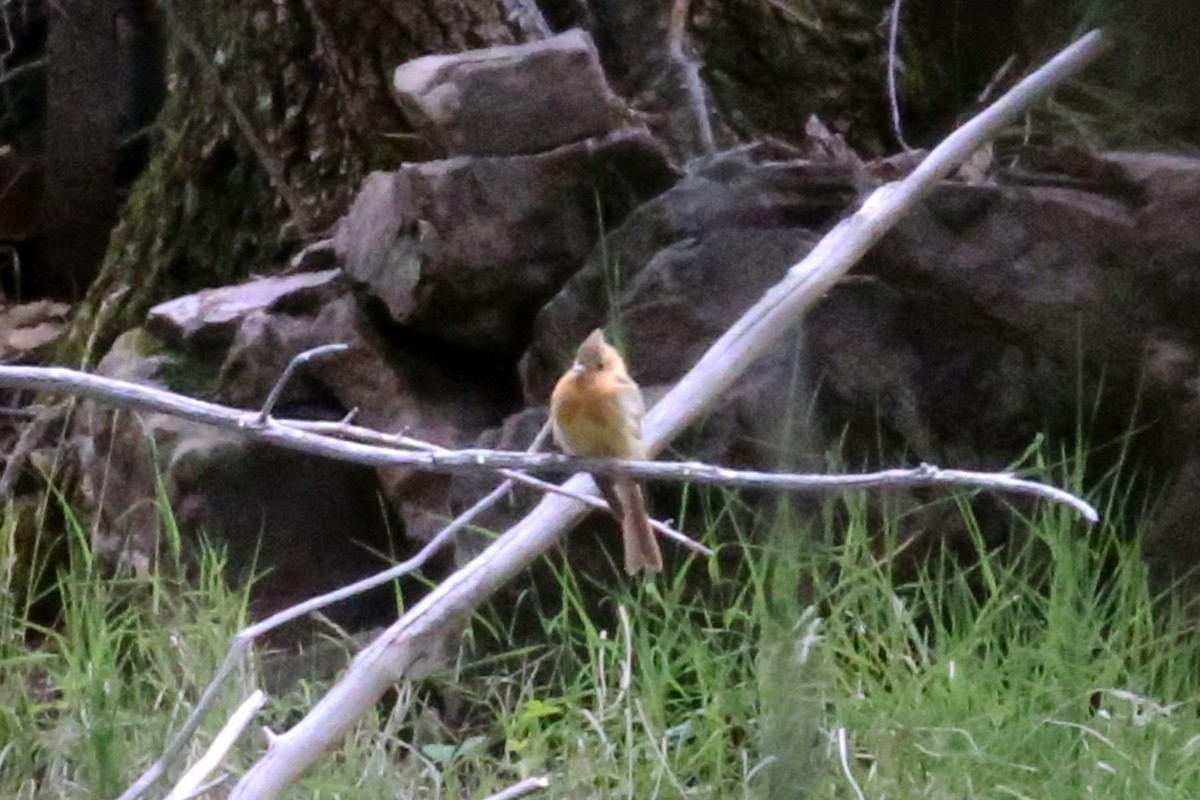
0;500;254;799
3;445;1200;798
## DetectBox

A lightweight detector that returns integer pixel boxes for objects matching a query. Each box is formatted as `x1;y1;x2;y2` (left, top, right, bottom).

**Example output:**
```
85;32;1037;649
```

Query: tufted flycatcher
550;329;663;574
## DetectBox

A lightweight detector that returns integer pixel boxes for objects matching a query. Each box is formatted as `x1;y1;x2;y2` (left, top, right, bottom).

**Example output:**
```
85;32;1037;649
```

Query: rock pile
64;31;1200;625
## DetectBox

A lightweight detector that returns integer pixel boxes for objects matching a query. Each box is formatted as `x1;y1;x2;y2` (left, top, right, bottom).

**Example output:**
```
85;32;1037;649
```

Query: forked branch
0;362;1097;521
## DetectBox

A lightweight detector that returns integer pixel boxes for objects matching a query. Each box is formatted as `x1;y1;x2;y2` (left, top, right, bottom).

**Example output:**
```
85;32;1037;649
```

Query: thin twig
165;690;266;800
0;364;1100;522
296;0;356;105
977;53;1019;106
667;0;715;156
280;418;712;555
836;727;866;800
239;475;511;641
479;775;551;800
636;698;691;796
0;56;46;88
887;0;912;152
117;418;557;800
257;344;348;423
227;30;1112;798
762;0;822;30
284;237;335;274
497;0;551;40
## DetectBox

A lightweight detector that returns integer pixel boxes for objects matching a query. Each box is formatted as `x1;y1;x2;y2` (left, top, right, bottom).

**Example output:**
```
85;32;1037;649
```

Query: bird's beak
570;363;586;373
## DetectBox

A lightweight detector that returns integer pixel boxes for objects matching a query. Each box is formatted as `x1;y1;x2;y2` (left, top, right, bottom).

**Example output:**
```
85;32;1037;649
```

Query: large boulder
503;146;1200;585
520;142;863;402
334;127;677;356
393;29;618;157
76;269;507;634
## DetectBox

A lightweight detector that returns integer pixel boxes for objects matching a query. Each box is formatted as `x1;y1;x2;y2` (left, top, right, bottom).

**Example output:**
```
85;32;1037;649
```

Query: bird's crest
575;328;609;369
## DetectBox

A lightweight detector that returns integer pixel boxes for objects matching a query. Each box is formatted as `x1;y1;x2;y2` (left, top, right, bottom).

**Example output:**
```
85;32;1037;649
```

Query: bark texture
59;0;524;364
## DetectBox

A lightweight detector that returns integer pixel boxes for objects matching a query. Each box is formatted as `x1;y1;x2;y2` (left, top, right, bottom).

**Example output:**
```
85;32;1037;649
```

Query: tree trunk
59;0;524;364
39;0;121;299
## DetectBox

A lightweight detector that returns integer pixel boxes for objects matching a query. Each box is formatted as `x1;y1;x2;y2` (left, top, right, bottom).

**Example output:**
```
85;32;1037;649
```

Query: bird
550;329;663;575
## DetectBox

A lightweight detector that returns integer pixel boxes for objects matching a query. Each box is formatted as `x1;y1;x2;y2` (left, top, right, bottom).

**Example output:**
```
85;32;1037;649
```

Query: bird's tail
616;479;662;575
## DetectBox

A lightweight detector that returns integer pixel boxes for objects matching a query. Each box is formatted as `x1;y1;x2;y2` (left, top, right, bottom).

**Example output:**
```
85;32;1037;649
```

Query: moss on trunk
59;0;519;365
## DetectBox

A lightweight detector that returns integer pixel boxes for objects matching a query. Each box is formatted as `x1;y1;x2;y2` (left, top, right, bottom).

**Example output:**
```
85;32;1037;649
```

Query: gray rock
393;29;617;157
335;126;677;355
78;267;515;635
520;143;862;402
75;326;405;640
146;269;343;356
0;300;70;361
516;145;1200;584
75;137;1200;621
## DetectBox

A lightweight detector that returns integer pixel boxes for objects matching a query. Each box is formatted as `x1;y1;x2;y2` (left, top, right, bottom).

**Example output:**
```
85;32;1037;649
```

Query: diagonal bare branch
164;690;265;800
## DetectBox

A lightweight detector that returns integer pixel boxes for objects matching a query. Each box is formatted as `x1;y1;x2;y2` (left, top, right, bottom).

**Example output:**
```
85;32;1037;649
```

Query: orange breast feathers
550;333;647;460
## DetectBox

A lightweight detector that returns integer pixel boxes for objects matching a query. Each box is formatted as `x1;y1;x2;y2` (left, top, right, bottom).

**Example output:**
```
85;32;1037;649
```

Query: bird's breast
551;379;636;458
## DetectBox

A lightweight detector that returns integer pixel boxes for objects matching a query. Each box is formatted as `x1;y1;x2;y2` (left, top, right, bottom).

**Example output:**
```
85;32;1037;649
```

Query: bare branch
280;418;714;556
165;690;266;800
886;0;912;151
480;775;551;800
667;0;715;156
227;30;1112;798
0;364;1100;522
257;344;348;423
0;363;1096;521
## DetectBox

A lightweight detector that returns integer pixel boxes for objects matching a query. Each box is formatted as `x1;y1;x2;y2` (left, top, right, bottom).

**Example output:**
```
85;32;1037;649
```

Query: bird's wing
615;375;646;439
